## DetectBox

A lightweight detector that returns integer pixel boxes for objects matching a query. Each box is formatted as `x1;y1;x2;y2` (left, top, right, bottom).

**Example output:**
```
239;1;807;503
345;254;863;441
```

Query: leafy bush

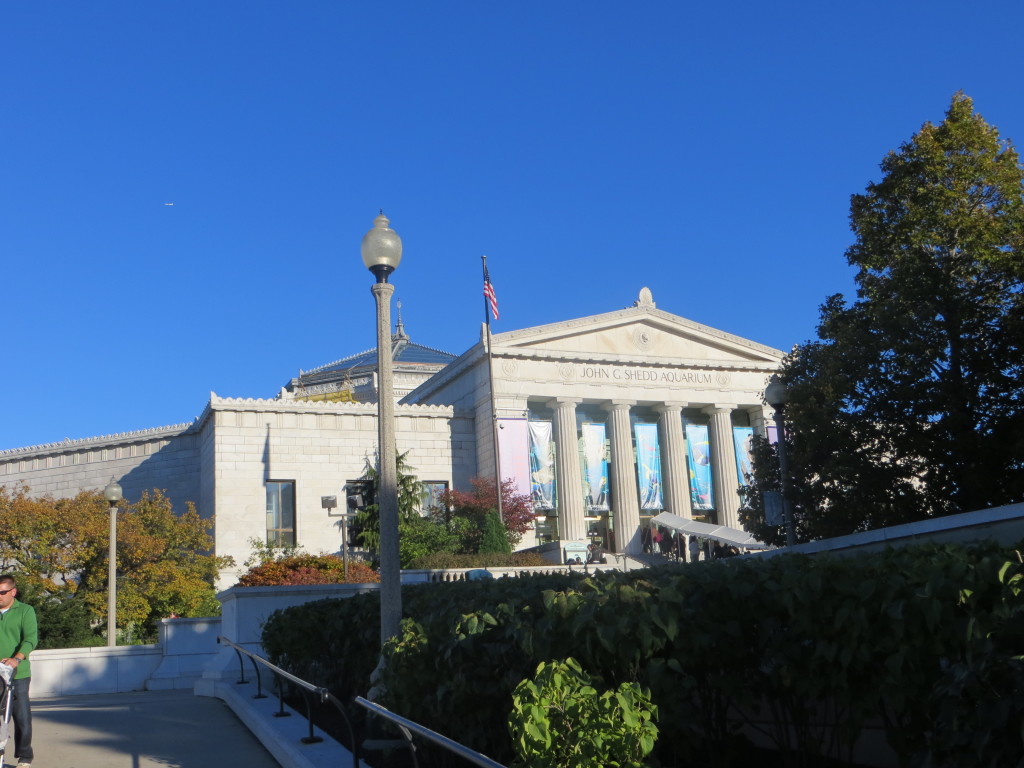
437;477;535;550
396;514;462;567
263;540;1024;767
236;554;379;586
509;657;658;768
479;511;513;555
17;584;104;649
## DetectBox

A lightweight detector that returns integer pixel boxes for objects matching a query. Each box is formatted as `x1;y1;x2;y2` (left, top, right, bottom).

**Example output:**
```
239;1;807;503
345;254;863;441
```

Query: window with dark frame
266;480;296;546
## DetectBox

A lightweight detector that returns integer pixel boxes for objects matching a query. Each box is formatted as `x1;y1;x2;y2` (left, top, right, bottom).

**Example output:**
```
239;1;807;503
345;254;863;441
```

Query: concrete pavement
23;689;282;768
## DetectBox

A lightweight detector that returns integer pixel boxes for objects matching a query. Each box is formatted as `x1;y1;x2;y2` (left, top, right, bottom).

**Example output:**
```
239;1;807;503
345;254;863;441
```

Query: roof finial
394;299;408;340
635;287;655;308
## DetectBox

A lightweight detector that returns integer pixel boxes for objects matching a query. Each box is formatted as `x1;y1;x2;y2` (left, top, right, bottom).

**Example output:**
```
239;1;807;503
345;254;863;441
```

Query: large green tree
351;451;433;567
747;94;1024;541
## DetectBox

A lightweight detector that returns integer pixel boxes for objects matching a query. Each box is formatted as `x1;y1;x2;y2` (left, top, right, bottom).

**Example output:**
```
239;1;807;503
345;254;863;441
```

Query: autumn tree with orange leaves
0;484;230;644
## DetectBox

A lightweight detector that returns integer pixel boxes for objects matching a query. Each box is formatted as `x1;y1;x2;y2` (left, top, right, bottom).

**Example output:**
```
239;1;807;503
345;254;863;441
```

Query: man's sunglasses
0;588;14;595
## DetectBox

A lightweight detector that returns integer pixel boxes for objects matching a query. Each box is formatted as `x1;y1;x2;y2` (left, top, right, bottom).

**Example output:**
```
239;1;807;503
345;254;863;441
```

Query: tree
0;485;230;643
76;489;230;639
437;477;535;552
478;511;513;555
758;93;1024;539
0;483;96;591
351;451;427;564
737;435;788;546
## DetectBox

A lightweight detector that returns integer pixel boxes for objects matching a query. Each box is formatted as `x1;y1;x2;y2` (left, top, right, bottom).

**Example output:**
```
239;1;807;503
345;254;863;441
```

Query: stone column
705;406;740;529
655;403;692;520
549;398;586;542
604;401;642;554
748;405;772;437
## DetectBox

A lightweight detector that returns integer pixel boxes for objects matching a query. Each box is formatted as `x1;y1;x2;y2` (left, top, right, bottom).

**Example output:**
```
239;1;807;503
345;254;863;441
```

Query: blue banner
581;423;609;511
528;421;555;510
685;423;714;511
634;423;663;510
733;426;754;486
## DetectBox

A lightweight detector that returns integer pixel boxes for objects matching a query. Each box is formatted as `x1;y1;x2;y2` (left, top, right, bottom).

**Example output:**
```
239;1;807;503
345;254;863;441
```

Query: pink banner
498;418;531;499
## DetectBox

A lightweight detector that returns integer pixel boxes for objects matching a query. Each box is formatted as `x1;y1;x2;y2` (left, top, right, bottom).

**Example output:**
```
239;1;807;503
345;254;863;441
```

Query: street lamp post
103;477;123;647
361;212;403;648
765;379;797;547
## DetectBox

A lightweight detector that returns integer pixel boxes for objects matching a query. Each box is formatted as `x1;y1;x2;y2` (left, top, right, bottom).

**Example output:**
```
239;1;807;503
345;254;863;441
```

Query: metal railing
218;636;508;768
217;636;358;768
406;563;621;583
355;697;506;768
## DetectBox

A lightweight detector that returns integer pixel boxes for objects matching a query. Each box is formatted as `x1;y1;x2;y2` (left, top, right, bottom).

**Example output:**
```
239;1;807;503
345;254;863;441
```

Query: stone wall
204;395;475;585
0;423;202;511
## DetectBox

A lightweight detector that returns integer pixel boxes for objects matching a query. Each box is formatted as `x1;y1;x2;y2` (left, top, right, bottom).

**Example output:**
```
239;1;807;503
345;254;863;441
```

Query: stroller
0;662;12;766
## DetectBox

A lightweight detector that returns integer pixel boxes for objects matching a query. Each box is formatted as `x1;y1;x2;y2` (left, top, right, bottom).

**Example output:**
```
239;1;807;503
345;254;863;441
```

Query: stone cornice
0;422;196;459
204;393;456;417
493;304;785;358
404;305;786;404
495;348;781;371
403;343;782;404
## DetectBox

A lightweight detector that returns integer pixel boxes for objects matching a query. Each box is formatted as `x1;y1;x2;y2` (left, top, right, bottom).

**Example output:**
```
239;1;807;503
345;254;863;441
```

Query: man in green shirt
0;573;37;767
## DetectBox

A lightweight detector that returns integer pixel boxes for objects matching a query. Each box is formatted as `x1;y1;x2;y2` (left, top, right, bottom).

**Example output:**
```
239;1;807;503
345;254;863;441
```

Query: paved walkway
23;690;281;768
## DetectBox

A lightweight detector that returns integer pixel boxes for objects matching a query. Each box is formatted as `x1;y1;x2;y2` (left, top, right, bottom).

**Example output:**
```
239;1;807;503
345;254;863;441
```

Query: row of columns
547;398;761;554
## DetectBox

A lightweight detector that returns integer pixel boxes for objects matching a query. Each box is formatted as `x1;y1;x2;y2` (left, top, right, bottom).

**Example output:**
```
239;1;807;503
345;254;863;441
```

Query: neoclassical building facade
0;289;784;582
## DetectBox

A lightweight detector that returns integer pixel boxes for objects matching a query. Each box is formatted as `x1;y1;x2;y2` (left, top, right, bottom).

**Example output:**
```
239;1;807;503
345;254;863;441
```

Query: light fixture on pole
764;378;796;547
361;211;403;648
322;494;351;581
103;477;123;647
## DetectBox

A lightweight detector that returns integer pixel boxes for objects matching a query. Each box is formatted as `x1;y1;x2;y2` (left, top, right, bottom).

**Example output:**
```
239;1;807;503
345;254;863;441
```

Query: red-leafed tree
436;477;535;550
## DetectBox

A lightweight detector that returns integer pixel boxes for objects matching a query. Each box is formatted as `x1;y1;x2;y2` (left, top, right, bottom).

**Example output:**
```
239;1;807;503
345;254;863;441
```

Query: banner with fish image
528;421;555;510
685;423;714;511
580;423;609;511
634;423;663;510
733;426;755;486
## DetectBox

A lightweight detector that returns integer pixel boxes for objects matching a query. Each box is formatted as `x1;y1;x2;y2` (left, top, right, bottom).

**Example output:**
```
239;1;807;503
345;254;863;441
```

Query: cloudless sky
4;1;1024;450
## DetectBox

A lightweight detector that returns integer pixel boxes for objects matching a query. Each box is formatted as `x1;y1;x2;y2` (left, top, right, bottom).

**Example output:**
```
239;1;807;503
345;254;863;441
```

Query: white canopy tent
651;512;771;550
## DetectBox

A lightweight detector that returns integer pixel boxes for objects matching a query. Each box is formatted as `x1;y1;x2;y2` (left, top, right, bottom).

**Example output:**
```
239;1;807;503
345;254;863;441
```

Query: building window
420;481;449;516
266;480;295;546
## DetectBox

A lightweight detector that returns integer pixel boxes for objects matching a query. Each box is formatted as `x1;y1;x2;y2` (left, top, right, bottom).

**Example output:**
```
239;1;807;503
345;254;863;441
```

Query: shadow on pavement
28;689;281;768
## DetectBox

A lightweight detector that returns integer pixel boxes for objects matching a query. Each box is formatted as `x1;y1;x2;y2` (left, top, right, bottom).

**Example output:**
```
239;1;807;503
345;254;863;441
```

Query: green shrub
397;514;462;567
479;511;513;555
509;657;658;768
263;540;1024;767
19;585;104;649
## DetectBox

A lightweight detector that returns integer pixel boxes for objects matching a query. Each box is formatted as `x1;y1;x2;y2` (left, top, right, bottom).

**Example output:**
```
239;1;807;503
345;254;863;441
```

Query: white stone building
0;289;783;582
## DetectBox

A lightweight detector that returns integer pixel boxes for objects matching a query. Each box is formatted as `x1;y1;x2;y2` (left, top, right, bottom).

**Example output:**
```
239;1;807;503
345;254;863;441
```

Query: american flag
483;266;499;321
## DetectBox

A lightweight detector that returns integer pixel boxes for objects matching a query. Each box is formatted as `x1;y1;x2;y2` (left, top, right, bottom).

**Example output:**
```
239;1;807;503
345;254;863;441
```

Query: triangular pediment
402;289;784;405
492;302;783;366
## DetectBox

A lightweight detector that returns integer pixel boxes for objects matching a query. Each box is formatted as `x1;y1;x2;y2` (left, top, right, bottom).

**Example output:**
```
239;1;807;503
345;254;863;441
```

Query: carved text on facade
578;365;717;385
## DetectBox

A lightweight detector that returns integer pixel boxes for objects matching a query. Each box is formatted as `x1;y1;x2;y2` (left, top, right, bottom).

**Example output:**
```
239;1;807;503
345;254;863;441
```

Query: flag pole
482;255;504;521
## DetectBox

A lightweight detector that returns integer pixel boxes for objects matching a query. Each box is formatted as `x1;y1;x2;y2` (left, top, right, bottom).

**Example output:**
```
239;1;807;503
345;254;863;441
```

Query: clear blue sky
4;1;1023;451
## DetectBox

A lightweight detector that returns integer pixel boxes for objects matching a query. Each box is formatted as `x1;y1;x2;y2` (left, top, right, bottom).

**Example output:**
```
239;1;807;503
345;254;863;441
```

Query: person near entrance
0;574;37;767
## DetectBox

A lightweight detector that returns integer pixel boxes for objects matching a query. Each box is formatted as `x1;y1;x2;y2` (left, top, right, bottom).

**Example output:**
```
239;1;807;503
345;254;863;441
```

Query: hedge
262;540;1024;767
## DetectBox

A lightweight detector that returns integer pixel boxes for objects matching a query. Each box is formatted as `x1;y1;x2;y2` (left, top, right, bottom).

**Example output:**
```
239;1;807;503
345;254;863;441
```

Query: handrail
355;696;507;768
217;636;358;768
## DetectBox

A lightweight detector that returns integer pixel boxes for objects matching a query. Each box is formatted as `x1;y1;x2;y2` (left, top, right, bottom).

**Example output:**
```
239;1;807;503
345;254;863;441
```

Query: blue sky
4;1;1023;451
